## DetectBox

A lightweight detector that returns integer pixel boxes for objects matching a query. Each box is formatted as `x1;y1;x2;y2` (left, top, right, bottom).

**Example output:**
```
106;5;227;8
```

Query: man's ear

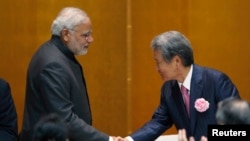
173;55;183;69
61;29;70;42
173;55;181;64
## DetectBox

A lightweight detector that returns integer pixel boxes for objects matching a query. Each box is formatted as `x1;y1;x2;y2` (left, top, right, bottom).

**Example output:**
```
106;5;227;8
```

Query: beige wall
0;0;249;137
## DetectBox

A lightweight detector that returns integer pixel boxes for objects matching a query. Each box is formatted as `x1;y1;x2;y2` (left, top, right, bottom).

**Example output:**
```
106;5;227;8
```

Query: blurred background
0;0;249;137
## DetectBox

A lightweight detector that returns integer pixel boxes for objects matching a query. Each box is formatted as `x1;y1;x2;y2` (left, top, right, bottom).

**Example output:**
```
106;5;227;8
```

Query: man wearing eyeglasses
19;7;121;141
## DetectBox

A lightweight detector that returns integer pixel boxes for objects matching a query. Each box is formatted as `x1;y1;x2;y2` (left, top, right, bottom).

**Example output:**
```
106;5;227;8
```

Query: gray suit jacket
19;35;109;141
130;64;240;141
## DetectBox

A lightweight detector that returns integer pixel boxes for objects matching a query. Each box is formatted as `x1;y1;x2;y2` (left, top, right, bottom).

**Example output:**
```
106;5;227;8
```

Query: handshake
110;129;208;141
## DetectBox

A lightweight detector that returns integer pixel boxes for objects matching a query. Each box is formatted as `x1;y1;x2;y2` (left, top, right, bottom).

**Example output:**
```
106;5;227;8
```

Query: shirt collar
178;64;193;91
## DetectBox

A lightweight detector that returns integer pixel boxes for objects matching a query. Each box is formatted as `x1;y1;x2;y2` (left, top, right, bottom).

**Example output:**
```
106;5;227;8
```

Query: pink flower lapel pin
194;98;209;112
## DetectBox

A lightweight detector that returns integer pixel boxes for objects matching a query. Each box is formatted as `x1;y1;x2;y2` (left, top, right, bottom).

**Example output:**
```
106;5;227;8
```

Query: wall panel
188;0;250;101
130;0;189;135
0;0;250;138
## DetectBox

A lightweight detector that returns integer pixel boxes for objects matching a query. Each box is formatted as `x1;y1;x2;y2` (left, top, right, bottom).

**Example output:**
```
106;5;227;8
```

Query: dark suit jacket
0;78;18;141
19;35;109;141
130;64;240;141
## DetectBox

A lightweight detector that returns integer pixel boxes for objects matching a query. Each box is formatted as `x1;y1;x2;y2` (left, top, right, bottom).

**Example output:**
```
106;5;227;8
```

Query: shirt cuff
125;136;134;141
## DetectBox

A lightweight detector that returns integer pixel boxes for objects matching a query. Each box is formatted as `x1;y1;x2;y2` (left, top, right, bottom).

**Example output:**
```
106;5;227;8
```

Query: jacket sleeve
213;71;240;102
39;63;109;141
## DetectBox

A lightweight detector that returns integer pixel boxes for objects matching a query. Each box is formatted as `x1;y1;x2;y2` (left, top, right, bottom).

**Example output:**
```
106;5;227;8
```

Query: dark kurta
19;35;109;141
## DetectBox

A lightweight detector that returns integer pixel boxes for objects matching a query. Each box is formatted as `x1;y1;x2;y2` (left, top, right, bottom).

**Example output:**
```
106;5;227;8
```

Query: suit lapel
172;81;190;125
190;65;203;134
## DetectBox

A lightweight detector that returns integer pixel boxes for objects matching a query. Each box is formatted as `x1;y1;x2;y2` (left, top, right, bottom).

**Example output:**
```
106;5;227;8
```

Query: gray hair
216;97;250;124
151;31;194;66
51;7;89;36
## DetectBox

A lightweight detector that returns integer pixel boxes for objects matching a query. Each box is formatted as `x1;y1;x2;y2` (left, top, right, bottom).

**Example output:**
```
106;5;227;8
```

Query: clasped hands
111;136;129;141
178;129;207;141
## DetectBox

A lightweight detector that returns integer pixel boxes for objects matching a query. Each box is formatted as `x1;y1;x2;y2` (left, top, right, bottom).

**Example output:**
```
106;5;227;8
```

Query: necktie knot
181;85;190;117
181;85;188;95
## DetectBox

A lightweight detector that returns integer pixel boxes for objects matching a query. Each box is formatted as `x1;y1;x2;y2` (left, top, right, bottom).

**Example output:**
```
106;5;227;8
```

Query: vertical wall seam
126;0;132;134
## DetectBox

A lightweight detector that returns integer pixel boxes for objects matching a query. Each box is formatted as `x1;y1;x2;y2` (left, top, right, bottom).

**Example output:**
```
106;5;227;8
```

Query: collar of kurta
51;35;79;64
